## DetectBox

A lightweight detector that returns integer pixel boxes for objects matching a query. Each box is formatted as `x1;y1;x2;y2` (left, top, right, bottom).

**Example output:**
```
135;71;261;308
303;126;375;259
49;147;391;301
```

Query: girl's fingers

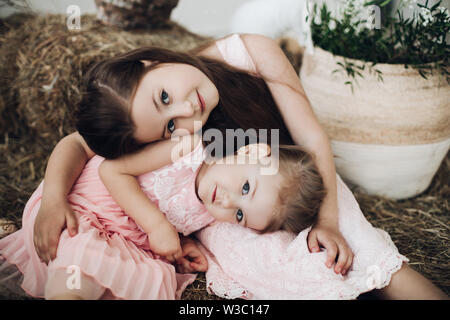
47;230;61;262
49;245;57;262
33;233;45;262
177;257;188;265
325;242;337;268
307;232;320;253
177;258;193;273
184;245;200;257
39;237;50;264
33;236;40;255
190;261;207;272
42;246;50;264
35;241;44;263
172;246;186;263
174;249;184;262
47;237;55;261
42;247;50;264
343;253;354;275
33;234;39;253
193;254;208;271
334;245;348;274
65;211;78;237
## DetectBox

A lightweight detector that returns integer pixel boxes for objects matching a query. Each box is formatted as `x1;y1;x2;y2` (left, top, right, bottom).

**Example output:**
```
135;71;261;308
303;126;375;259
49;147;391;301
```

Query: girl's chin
202;201;214;212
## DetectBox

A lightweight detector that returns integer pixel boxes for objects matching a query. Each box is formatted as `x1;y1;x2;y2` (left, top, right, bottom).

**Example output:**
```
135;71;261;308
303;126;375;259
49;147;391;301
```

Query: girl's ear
237;143;271;159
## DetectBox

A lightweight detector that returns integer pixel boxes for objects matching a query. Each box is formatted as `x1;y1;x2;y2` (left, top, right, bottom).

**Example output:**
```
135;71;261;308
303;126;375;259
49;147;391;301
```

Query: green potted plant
300;0;450;199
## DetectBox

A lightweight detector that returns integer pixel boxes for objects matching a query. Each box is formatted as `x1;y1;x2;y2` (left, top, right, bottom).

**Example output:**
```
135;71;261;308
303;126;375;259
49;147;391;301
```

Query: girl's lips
212;185;217;203
197;90;205;113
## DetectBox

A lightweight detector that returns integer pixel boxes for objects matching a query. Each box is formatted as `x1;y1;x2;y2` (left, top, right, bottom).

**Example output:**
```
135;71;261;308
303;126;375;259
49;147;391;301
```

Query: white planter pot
300;46;450;199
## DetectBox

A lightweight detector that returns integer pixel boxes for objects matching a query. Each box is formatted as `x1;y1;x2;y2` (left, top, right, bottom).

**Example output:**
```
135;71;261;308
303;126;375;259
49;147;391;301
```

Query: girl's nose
221;193;234;209
175;100;195;117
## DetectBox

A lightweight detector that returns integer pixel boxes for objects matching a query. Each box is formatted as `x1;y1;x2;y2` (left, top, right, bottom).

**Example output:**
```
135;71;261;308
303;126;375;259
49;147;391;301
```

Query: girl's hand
307;220;354;276
176;237;208;273
147;220;183;263
33;199;78;264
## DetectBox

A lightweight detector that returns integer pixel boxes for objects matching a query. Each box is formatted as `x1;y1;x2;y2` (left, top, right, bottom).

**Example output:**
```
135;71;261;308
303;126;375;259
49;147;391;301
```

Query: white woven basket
300;46;450;199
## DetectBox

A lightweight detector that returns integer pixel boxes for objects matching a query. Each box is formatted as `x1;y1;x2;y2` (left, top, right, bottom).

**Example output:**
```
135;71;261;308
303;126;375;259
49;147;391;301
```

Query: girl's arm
241;34;337;221
242;34;353;275
34;132;95;264
198;34;339;225
98;134;199;262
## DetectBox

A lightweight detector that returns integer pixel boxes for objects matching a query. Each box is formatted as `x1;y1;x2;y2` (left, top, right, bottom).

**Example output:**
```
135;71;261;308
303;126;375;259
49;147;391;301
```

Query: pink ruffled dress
193;33;409;300
0;140;215;300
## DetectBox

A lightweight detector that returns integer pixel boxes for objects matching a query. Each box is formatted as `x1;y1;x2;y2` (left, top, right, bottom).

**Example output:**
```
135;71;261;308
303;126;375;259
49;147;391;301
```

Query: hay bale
0;13;35;136
94;0;180;29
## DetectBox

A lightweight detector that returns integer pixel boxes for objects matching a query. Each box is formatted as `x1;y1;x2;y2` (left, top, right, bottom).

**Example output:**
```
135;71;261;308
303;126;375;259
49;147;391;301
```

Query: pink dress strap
215;33;258;74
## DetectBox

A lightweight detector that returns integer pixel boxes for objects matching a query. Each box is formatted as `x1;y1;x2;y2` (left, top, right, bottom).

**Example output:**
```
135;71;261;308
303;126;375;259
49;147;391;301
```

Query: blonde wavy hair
261;145;327;235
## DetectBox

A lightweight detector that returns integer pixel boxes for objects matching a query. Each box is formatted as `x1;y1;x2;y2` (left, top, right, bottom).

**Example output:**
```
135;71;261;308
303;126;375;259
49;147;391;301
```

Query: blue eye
236;209;244;222
161;89;169;104
242;181;250;195
167;119;175;133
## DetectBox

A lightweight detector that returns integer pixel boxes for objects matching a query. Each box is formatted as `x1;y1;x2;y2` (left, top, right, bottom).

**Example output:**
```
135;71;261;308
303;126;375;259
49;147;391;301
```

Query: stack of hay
0;13;448;300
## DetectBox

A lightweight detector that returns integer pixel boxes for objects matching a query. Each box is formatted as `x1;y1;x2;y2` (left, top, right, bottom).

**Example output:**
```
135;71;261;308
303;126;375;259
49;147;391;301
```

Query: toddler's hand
307;220;354;276
34;198;78;264
175;237;208;273
147;220;182;263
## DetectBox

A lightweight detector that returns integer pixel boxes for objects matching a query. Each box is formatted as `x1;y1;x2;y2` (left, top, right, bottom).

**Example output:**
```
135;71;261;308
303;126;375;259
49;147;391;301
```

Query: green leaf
431;1;441;12
379;0;393;7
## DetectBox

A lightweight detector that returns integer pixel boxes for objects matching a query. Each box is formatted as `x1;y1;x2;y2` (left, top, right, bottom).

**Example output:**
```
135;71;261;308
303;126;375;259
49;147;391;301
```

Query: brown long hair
75;44;293;159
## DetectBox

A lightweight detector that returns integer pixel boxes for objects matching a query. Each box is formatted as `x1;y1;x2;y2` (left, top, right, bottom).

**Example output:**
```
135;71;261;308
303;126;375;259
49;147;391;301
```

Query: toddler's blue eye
242;181;250;195
161;89;169;104
236;209;244;223
167;119;175;133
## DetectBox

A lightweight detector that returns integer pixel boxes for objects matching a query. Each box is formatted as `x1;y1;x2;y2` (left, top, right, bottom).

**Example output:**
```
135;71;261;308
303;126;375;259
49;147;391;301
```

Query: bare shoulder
241;34;303;92
195;35;229;61
240;33;295;83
